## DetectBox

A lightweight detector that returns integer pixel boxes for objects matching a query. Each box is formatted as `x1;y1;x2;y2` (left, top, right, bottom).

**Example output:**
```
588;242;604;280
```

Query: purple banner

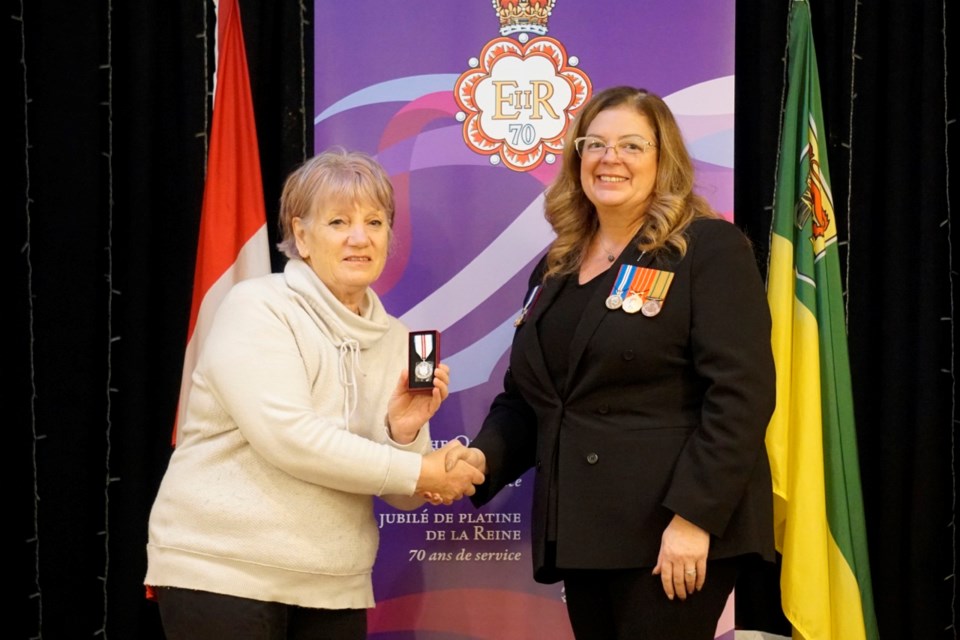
315;2;734;637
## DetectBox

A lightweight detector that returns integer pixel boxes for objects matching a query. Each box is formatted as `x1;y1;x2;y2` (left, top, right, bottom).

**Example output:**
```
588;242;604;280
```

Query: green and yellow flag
765;1;879;638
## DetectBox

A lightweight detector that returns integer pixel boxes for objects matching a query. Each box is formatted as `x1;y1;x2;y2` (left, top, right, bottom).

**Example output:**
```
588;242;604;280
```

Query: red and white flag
174;0;271;445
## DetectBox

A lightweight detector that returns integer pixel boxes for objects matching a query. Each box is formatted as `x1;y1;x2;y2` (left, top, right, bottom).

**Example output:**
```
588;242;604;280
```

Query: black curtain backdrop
11;1;955;638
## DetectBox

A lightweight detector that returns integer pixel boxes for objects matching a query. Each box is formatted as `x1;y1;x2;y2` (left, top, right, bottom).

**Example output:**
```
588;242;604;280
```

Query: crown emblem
492;0;556;37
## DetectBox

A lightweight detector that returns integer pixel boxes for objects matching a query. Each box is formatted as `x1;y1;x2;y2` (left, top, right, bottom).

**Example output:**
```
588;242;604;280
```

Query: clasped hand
418;443;487;506
416;440;485;505
387;365;485;505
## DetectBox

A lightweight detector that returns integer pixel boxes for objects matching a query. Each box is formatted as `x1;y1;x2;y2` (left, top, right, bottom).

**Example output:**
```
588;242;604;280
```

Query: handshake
416;440;487;506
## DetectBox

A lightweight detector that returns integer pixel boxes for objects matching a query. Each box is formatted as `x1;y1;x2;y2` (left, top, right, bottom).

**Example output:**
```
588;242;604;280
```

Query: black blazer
471;218;777;584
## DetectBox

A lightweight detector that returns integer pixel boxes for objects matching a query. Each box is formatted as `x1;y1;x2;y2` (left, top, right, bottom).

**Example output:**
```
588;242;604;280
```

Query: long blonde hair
542;86;718;280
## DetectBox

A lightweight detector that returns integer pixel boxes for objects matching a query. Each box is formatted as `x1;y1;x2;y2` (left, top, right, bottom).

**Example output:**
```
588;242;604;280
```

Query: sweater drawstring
338;339;362;431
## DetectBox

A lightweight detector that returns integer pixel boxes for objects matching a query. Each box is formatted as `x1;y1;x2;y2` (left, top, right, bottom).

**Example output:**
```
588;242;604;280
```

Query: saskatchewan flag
765;1;879;639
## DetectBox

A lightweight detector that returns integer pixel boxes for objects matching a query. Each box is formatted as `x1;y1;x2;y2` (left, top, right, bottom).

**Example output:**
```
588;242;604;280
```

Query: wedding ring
684;569;697;576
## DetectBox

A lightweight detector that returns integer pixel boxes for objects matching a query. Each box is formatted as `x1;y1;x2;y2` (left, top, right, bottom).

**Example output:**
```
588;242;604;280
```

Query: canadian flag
173;0;271;445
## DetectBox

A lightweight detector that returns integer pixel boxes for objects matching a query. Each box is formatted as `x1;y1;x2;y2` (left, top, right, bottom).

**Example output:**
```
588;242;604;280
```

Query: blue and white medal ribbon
605;264;637;310
514;284;543;327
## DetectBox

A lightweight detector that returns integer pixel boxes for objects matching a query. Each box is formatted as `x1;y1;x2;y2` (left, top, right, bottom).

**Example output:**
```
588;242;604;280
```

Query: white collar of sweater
283;259;392;349
284;259;393;430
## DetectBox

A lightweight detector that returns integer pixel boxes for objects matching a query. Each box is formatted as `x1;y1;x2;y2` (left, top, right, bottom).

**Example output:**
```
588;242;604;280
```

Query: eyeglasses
573;135;657;159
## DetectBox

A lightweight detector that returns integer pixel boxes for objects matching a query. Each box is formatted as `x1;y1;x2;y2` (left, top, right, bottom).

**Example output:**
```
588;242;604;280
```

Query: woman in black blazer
445;87;776;639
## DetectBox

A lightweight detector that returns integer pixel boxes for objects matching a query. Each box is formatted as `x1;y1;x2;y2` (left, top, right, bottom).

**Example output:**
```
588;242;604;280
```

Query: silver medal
641;298;662;317
622;294;643;314
415;360;434;381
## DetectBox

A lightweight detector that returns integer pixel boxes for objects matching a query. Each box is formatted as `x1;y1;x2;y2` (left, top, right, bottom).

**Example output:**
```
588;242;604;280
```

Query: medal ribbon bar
415;333;434;360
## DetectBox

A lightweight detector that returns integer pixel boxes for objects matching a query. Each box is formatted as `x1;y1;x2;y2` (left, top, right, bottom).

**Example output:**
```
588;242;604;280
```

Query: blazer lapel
563;244;655;396
518;273;565;399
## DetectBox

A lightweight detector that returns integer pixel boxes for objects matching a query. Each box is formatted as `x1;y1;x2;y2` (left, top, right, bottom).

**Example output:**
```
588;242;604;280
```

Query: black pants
155;587;367;640
562;558;741;640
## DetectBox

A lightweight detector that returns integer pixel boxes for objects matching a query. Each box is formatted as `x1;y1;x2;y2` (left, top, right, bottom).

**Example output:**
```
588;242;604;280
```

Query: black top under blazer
470;217;777;584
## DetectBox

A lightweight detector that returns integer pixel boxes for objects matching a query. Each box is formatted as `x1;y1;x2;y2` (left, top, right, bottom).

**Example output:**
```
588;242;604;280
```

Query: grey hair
276;147;395;260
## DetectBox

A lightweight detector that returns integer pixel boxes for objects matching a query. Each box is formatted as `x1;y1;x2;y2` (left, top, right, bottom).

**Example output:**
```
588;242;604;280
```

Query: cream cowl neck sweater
146;259;431;609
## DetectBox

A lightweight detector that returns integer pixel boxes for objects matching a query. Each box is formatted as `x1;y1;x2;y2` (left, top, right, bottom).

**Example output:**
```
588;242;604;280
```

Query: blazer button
622;350;635;361
536;459;542;471
586;453;599;464
598;405;609;415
